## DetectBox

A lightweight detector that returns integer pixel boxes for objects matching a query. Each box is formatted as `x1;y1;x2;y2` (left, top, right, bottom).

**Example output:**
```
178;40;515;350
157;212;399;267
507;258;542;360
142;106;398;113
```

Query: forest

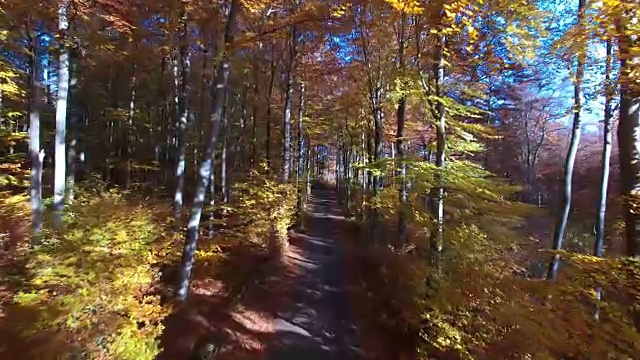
0;0;639;358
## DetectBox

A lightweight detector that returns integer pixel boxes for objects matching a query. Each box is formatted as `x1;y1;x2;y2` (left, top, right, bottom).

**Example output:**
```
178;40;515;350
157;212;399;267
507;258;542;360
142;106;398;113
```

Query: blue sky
542;0;610;133
327;0;609;134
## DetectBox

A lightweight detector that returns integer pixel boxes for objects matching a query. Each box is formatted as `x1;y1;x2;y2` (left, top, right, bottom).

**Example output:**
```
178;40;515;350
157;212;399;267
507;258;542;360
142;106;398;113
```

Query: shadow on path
265;190;363;360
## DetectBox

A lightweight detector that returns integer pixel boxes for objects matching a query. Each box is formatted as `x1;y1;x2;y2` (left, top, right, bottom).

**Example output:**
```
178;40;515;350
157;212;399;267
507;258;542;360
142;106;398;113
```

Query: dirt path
264;189;364;360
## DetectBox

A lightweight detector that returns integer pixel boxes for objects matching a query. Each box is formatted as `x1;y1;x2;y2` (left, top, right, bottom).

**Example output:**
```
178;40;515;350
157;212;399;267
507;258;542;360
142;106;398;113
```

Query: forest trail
264;189;364;360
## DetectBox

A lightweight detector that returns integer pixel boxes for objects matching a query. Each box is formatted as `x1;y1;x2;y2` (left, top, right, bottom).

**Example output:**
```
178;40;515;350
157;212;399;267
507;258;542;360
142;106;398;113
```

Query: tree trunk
196;48;209;179
296;83;306;219
366;125;373;191
177;0;239;301
209;150;216;238
265;55;276;170
173;4;190;221
282;26;297;183
593;37;614;321
396;13;408;247
67;48;78;202
306;139;311;203
251;69;259;168
28;30;43;240
238;89;247;171
547;0;585;280
371;104;383;243
617;17;640;257
361;124;367;191
221;92;228;209
430;33;446;257
54;0;70;225
594;38;614;258
124;62;136;190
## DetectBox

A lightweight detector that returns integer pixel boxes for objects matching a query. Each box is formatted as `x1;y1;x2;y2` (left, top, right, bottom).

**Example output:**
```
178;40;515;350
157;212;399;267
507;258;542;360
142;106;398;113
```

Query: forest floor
160;189;378;359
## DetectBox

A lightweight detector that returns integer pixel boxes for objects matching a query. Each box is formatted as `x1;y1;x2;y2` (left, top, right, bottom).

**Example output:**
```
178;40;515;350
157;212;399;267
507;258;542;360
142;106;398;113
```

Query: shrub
351;159;640;359
222;170;296;255
14;191;172;360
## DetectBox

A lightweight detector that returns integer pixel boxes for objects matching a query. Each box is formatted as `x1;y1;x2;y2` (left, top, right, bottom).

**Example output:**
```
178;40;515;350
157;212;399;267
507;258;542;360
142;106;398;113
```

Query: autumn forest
0;0;639;358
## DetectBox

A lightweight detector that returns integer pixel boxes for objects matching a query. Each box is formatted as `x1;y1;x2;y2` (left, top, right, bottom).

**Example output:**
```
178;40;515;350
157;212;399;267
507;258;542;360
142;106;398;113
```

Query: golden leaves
330;3;351;18
12;192;169;360
383;0;423;15
241;0;271;14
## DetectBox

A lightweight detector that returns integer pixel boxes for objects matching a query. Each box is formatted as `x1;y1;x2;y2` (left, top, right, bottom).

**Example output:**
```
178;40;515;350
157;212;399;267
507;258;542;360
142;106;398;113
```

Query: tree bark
237;89;247;171
67;46;78;202
594;38;614;258
361;123;367;191
173;3;191;221
221;91;228;209
282;26;297;183
177;0;239;301
396;13;408;247
547;0;585;280
593;37;615;321
251;66;259;168
54;0;70;225
196;48;209;178
306;139;311;202
617;15;640;257
296;83;306;218
28;28;43;241
265;54;276;170
430;33;446;257
209;150;216;238
123;62;136;190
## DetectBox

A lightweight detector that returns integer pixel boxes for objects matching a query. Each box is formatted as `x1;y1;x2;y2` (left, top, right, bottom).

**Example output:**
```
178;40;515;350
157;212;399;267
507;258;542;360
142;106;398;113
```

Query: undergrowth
0;168;298;359
1;190;174;360
220;169;296;256
345;159;640;360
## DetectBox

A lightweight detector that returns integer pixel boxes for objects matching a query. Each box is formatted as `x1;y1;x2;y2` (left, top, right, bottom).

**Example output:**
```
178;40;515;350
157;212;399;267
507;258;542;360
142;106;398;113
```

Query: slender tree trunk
396;13;408;247
422;138;430;210
251;70;259;168
221;92;228;209
173;4;190;221
306;139;311;203
68;116;76;201
547;0;585;280
617;15;640;257
343;145;351;210
54;0;70;225
282;26;297;183
67;49;78;202
0;83;4;130
238;89;247;171
196;48;209;178
209;150;216;238
28;30;43;240
296;83;306;219
265;56;276;170
361;123;367;192
177;0;239;301
124;62;137;190
593;37;614;321
371;103;383;243
430;33;446;258
595;38;614;258
44;56;51;105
